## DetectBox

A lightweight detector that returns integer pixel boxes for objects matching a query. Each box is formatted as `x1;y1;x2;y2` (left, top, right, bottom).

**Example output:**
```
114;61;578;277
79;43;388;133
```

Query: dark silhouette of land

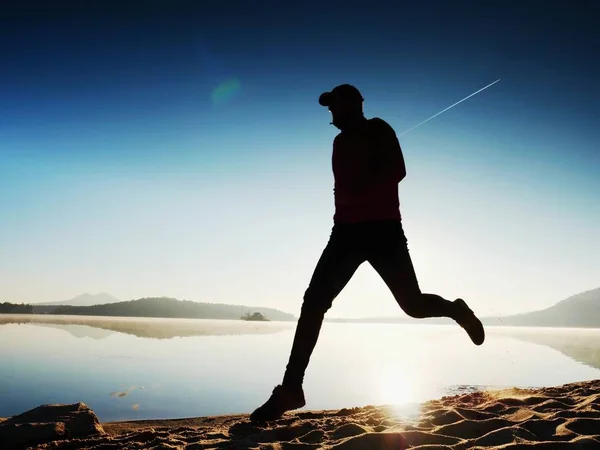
241;312;270;321
484;287;600;328
1;297;295;321
0;302;33;314
2;287;598;328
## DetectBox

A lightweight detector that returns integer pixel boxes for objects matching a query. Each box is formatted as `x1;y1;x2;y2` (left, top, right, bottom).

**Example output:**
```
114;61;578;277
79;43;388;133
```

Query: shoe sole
250;399;306;423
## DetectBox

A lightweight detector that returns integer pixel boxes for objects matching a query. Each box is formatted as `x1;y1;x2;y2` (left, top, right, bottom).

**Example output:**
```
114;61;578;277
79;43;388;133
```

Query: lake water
1;314;600;422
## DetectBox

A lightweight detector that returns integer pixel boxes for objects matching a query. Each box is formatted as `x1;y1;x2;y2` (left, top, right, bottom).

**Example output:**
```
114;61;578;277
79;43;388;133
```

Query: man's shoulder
367;117;395;133
368;117;389;126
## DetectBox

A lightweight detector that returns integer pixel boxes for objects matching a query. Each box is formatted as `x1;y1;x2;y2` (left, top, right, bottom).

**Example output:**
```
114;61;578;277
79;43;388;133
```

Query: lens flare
211;78;241;105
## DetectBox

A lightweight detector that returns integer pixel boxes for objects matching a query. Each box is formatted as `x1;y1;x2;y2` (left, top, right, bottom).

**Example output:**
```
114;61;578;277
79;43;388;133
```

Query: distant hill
0;302;33;314
7;287;600;328
42;297;296;321
483;287;600;328
34;293;121;307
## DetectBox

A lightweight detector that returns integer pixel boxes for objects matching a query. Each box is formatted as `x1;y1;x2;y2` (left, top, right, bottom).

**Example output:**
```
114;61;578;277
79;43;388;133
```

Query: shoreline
1;379;599;449
6;312;600;330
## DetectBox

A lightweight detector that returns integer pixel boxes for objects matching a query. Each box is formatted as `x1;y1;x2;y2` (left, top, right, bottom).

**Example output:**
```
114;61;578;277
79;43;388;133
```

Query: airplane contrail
399;79;500;136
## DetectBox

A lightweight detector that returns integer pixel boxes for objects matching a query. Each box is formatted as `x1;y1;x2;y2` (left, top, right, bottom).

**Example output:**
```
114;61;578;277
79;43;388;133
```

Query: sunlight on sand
20;380;600;449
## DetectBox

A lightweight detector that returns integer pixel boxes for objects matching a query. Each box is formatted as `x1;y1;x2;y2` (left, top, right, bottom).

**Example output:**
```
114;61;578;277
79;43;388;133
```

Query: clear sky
1;1;598;318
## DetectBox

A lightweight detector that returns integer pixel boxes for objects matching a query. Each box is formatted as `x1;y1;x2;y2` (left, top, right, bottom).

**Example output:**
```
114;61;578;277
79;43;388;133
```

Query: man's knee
396;293;427;318
301;286;334;316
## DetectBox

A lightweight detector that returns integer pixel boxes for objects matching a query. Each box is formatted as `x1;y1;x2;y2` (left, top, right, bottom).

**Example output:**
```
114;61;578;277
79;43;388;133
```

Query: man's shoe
250;385;306;423
454;298;485;346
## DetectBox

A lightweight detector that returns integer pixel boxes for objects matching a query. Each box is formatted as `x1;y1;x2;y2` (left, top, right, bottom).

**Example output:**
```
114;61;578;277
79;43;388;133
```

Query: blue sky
1;1;598;317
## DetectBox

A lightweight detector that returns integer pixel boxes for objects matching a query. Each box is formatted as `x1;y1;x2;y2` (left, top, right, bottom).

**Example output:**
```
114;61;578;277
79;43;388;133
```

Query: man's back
332;117;405;223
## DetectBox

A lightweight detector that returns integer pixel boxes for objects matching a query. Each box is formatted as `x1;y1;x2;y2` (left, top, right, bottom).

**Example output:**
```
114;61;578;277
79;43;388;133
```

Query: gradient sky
1;1;598;318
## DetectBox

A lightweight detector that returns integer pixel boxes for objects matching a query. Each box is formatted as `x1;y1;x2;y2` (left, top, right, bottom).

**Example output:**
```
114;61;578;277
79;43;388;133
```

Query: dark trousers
282;219;458;388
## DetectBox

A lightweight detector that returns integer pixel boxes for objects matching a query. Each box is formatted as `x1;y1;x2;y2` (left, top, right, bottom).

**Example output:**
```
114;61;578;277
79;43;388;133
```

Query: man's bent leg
367;221;484;345
367;221;457;319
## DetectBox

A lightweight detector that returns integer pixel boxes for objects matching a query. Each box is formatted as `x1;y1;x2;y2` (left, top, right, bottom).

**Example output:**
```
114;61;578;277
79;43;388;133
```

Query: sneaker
250;385;306;422
454;298;485;346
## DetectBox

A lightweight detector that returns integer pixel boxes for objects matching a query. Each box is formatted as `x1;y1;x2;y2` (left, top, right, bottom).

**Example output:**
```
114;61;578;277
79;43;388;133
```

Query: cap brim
318;92;332;107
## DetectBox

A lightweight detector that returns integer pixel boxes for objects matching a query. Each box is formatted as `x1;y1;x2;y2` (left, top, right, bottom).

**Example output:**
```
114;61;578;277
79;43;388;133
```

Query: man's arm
372;118;406;183
351;118;406;194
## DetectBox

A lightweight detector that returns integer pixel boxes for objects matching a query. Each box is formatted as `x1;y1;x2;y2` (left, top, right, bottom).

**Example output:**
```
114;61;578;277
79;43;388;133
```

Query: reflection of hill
29;322;115;340
0;315;293;340
493;328;600;371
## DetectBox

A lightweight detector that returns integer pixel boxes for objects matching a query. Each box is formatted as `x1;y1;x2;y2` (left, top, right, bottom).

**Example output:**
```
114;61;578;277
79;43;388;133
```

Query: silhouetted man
250;84;485;422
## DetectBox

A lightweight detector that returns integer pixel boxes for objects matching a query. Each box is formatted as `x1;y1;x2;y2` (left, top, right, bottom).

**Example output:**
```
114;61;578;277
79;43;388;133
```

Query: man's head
319;84;364;130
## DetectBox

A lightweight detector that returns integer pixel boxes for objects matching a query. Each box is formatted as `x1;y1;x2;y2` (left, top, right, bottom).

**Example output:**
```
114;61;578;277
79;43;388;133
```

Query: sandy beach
2;379;599;449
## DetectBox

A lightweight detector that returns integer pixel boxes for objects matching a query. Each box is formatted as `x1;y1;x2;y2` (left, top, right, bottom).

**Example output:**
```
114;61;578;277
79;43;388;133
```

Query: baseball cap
318;84;364;107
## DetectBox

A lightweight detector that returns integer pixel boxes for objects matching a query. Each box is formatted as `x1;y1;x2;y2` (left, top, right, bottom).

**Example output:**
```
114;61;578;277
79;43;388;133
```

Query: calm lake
1;314;599;422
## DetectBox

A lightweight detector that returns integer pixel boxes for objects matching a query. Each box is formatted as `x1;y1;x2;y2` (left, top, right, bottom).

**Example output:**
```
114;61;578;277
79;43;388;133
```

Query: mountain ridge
5;287;600;327
29;297;296;321
33;293;121;307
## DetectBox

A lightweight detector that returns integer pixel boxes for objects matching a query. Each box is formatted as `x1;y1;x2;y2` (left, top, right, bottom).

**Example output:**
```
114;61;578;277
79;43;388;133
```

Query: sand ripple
30;379;600;449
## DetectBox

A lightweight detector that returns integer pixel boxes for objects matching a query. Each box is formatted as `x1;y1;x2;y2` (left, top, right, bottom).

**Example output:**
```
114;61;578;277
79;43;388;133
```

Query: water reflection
2;315;600;372
1;316;599;421
0;314;293;339
489;327;600;371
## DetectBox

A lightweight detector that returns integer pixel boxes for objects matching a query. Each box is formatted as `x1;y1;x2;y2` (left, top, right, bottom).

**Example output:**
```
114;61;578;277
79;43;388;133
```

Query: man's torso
332;118;401;223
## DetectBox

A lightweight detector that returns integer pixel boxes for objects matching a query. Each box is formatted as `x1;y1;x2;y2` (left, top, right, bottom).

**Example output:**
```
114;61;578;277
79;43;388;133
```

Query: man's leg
250;223;366;422
282;227;365;388
367;220;485;344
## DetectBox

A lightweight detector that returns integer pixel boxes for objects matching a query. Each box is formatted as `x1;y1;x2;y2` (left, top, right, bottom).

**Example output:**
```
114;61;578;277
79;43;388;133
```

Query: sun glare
374;363;423;407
